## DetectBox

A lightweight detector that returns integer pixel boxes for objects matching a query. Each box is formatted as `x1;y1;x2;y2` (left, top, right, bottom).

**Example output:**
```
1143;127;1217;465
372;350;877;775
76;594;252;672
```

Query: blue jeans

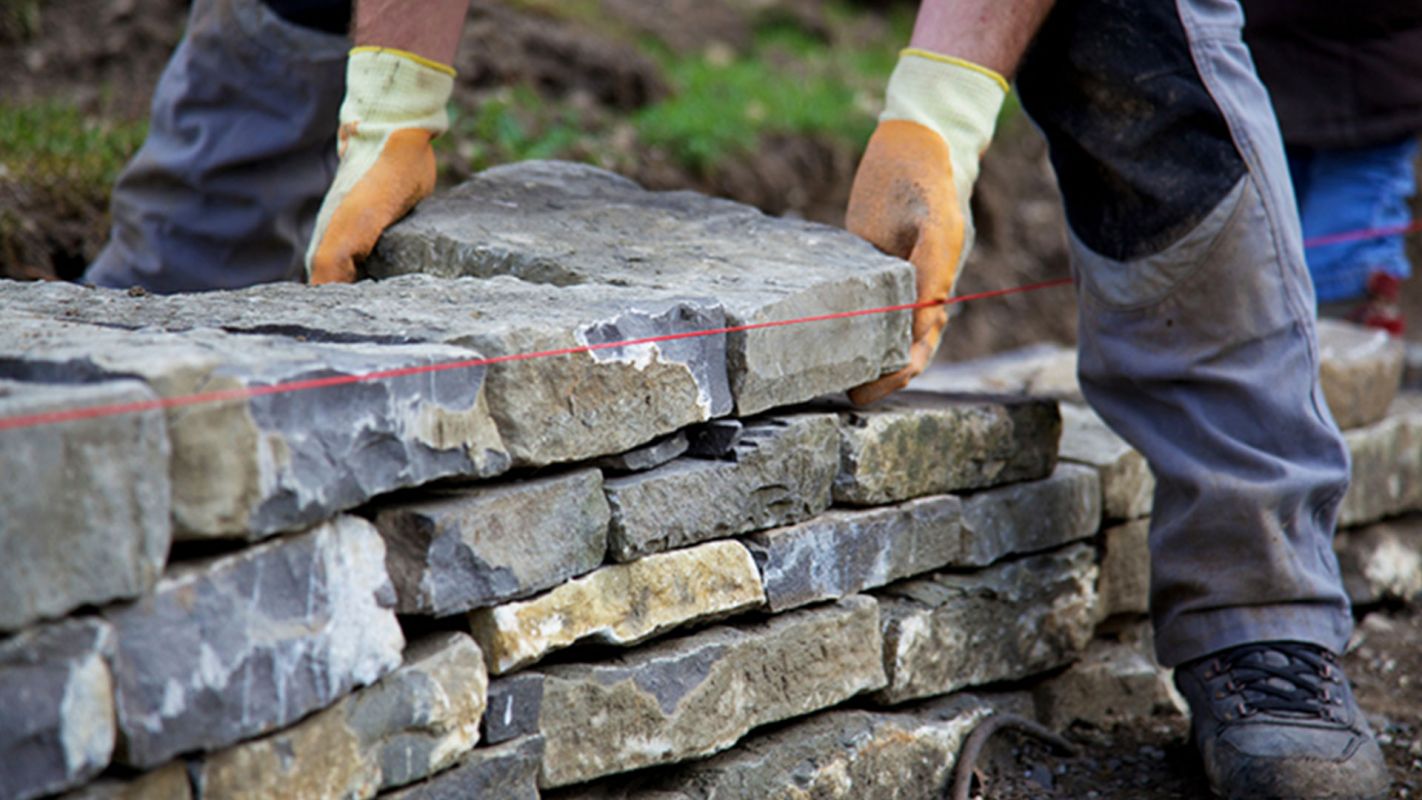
1289;138;1418;304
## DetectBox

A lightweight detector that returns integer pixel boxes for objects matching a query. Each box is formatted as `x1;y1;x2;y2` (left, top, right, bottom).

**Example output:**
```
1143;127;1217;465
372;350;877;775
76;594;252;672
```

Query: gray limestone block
744;495;964;612
103;516;405;768
832;391;1061;507
1097;519;1152;620
0;618;116;800
374;469;610;615
556;693;1033;800
0;380;170;633
1058;402;1154;521
1317;319;1404;431
1334;516;1422;606
382;737;544;800
194;631;488;799
605;413;839;561
874;543;1098;705
594;432;690;473
364;161;915;414
0;276;732;470
527;596;886;788
57;762;191;800
912;343;1083;403
958;464;1101;567
483;673;545;745
0;314;507;540
1340;398;1422;527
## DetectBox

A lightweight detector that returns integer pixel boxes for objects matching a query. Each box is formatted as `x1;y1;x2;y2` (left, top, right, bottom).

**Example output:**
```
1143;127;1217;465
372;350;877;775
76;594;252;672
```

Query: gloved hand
846;49;1007;405
306;47;455;284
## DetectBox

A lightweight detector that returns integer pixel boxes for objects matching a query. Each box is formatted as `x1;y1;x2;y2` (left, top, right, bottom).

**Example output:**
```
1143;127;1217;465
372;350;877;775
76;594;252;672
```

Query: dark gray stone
0;380;171;632
958;464;1101;566
374;469;610;615
685;420;744;459
483;674;545;746
744;495;963;612
0;314;505;540
875;544;1098;704
365;161;915;414
593;432;689;473
1;276;732;471
528;596;886;787
384;737;543;800
0;618;115;800
604;414;839;561
103;516;404;768
832;392;1061;507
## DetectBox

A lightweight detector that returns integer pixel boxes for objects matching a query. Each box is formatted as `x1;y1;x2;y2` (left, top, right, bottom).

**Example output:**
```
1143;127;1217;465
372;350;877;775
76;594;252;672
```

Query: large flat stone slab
560;693;1032;800
374;469;609;616
103;516;405;768
195;632;487;799
0;618;115;800
528;596;886;787
1317;319;1405;431
384;737;544;800
470;541;765;674
958;464;1100;566
604;413;839;561
0;275;731;471
1340;399;1422;527
0;380;170;632
0;314;505;540
744;496;963;613
365;161;915;414
1058;402;1153;521
831;392;1060;507
874;544;1098;705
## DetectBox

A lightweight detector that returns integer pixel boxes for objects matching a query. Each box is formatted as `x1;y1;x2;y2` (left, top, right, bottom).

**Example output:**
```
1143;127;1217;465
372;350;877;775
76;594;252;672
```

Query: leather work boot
1174;641;1390;800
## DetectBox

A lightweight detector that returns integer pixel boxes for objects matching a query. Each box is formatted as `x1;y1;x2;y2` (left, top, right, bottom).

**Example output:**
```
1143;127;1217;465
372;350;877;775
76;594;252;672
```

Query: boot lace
1208;642;1342;720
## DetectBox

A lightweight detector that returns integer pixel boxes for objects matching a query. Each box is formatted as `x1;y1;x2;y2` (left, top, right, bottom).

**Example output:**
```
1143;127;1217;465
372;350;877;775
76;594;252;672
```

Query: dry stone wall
2;163;1420;800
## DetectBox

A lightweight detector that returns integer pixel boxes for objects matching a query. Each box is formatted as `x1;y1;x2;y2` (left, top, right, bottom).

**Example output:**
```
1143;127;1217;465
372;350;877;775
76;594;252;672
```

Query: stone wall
2;162;1419;800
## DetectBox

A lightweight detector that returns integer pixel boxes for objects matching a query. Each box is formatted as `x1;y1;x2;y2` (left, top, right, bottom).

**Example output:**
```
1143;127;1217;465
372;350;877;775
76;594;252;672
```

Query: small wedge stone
1340;402;1422;527
58;762;191;800
1057;402;1154;521
1097;519;1152;620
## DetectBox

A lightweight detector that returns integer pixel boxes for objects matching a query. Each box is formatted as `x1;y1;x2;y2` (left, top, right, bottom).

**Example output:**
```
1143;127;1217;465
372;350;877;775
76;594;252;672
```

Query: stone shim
0;618;115;800
366;160;915;415
384;736;544;800
194;632;487;800
604;413;839;562
469;540;765;674
374;468;610;616
526;596;885;788
832;391;1061;506
875;543;1098;705
0;380;170;633
103;516;405;768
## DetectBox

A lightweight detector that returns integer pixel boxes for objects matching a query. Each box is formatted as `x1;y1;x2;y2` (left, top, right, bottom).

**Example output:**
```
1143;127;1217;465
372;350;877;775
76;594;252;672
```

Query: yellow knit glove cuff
881;49;1007;219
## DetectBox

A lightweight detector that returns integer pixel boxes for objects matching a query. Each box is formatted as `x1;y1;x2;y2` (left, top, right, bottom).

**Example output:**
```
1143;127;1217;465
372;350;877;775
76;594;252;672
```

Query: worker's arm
846;0;1054;405
306;0;471;285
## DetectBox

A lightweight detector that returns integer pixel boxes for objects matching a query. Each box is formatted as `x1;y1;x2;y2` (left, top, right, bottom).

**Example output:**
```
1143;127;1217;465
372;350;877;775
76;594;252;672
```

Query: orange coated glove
306;47;455;284
846;49;1008;405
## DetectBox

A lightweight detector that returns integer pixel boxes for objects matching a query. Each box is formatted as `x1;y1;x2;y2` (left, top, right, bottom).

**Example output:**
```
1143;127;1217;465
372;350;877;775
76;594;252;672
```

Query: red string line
1303;218;1422;249
0;277;1075;433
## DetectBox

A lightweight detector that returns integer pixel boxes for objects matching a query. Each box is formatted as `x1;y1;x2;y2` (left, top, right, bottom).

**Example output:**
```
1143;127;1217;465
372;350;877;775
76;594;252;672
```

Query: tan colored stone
195;633;487;800
469;541;765;674
1334;516;1422;606
1097;519;1151;620
1058;403;1154;521
1318;319;1404;431
1034;632;1184;729
1340;402;1422;527
59;763;191;800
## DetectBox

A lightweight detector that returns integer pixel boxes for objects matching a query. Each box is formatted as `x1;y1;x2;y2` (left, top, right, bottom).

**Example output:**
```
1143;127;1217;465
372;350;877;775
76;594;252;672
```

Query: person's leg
83;0;351;293
1018;0;1385;796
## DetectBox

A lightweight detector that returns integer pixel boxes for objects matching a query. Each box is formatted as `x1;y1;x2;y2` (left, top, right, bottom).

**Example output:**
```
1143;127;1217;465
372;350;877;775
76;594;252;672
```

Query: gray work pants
1018;0;1353;665
83;0;349;292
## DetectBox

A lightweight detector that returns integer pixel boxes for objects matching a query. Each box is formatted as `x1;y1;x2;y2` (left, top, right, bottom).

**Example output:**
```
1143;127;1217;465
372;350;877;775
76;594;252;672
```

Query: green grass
0;0;40;42
0;101;147;194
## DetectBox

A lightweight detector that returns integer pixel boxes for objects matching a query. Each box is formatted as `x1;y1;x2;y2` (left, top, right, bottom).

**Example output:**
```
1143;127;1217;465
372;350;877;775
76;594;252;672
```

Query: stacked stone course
3;163;1419;799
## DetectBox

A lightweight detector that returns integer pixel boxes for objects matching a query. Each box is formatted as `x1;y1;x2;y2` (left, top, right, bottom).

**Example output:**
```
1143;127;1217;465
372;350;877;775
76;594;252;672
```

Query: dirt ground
969;606;1422;800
